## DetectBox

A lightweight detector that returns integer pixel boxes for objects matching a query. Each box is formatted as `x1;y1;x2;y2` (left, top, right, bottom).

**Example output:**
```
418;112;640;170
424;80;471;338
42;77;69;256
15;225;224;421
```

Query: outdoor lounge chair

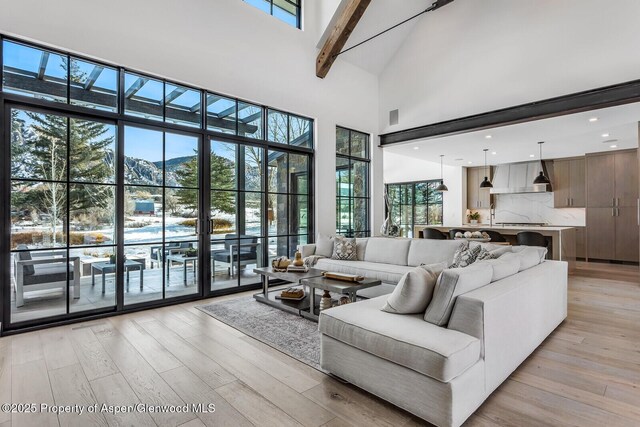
212;234;259;276
14;244;80;307
150;242;193;268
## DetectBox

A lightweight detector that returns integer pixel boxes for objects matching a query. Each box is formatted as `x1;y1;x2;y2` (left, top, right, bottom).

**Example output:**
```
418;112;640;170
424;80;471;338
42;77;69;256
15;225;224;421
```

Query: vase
319;290;332;311
293;250;304;267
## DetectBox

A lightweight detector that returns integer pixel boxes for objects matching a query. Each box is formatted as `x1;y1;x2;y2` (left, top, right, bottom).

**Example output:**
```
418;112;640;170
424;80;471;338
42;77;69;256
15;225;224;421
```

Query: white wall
0;0;381;237
379;0;640;134
383;152;464;227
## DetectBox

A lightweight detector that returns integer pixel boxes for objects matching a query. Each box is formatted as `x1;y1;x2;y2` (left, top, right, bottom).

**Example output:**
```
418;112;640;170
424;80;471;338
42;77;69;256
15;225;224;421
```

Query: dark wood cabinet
586;208;616;260
585;149;639;262
575;227;586;259
466;166;492;209
553;158;585;207
586;154;615;207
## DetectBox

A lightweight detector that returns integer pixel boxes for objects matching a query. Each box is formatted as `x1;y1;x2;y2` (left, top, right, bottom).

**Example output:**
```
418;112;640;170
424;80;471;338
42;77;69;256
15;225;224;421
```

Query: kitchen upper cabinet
466;167;492;209
553;158;585;207
614;150;638;207
586;153;615;207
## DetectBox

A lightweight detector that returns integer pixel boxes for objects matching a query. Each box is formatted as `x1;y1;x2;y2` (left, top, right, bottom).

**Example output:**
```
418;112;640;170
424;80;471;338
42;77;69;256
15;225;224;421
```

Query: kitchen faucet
489;203;495;227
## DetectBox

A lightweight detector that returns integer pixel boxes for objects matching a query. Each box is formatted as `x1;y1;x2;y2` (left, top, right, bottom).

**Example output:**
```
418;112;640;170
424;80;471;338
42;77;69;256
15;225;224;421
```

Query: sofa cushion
514;246;546;270
319;296;481;382
332;236;357;260
24;263;71;286
382;263;446;314
355;238;368;261
407;239;462;267
424;263;493;326
476;252;521;282
316;235;334;258
315;258;413;284
363;237;411;266
16;245;35;276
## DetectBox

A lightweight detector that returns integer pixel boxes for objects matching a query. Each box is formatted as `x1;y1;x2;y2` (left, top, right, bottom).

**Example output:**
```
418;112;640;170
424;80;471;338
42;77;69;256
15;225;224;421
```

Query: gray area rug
197;296;324;370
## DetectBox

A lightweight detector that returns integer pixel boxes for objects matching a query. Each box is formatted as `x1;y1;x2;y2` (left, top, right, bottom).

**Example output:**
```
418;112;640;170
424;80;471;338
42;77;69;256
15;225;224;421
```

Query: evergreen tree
175;152;235;214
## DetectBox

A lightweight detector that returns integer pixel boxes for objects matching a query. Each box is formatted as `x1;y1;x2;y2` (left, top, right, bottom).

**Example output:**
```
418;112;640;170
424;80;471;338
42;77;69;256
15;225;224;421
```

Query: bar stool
480;229;507;243
516;231;547;248
423;228;448;240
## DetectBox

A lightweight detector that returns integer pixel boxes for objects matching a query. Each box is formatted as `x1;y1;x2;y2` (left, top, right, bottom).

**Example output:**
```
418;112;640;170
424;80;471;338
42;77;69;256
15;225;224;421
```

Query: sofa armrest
447;260;568;393
297;244;316;258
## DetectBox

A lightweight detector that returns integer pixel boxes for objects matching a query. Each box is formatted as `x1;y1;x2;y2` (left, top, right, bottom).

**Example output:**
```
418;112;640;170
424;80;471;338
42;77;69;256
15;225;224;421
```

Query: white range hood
490;161;552;194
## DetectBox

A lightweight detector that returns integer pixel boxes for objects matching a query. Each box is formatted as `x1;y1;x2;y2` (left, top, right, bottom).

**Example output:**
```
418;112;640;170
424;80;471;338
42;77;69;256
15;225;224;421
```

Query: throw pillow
424;263;493;326
332;236;357;260
449;242;481;268
382;263;446;314
315;235;335;258
515;246;547;271
475;247;497;262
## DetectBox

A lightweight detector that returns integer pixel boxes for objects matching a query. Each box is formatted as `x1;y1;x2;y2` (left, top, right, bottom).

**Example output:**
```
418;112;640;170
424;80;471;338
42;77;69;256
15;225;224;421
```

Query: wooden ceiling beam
316;0;372;79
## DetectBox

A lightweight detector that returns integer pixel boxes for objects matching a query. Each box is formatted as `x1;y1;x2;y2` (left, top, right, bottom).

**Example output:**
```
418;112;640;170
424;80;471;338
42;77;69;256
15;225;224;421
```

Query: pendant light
480;148;493;188
533;141;551;185
435;155;448;192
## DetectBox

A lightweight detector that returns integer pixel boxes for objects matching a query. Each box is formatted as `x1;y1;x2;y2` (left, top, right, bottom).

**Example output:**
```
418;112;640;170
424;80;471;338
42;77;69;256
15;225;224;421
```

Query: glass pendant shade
436;155;448;192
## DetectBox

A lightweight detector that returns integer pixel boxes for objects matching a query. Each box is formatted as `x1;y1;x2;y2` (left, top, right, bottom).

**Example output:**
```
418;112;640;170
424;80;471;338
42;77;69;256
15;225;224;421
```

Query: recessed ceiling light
610;144;618;148
601;133;610;138
413;146;419;150
589;117;598;122
602;139;618;144
485;135;492;139
491;151;497;155
468;161;473;164
529;154;535;158
454;158;464;161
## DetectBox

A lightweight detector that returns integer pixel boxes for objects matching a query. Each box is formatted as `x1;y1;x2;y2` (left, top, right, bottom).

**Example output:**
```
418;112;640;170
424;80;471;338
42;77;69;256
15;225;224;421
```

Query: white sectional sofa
298;236;568;427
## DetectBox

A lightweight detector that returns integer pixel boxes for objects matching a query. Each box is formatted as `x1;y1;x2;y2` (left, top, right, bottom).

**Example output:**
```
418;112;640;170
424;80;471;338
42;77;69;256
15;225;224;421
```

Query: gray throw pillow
382;263;446;314
450;242;481;268
332;236;357;260
424;263;493;326
315;235;334;258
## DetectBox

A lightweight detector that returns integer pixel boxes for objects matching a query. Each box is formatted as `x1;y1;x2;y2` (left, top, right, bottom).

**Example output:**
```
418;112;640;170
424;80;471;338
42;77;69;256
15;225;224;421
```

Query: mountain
153;155;196;173
124;157;179;187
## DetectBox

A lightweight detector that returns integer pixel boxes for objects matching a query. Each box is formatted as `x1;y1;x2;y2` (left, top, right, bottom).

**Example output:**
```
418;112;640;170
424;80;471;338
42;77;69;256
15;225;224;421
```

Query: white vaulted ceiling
318;0;433;75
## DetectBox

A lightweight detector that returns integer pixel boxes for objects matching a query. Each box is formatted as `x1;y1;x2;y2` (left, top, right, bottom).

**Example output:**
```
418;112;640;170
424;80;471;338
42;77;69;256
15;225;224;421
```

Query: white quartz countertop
431;224;576;232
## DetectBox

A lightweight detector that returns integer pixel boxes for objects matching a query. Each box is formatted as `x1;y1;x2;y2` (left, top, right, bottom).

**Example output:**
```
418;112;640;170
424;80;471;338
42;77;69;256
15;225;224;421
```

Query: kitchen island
420;225;576;268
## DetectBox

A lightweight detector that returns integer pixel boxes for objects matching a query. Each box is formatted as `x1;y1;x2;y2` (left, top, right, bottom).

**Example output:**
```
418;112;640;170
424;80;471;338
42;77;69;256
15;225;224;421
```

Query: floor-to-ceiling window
0;35;313;332
386;180;443;238
336;126;370;237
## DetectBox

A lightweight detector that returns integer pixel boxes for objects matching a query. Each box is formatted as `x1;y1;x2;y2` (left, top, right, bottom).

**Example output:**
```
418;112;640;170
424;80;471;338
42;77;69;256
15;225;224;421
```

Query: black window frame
0;34;314;334
336;126;370;237
243;0;302;29
385;180;444;238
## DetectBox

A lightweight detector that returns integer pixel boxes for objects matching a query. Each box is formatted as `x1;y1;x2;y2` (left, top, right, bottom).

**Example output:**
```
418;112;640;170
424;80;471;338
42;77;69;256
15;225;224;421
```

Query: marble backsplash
491;192;585;226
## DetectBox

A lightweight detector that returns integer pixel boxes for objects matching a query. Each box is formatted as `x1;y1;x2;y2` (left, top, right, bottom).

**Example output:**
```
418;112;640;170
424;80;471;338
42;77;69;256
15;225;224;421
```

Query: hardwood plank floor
0;262;636;427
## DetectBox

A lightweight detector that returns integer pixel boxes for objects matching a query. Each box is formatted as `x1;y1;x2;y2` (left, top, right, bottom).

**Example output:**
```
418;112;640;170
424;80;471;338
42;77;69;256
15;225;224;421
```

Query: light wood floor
0;261;638;427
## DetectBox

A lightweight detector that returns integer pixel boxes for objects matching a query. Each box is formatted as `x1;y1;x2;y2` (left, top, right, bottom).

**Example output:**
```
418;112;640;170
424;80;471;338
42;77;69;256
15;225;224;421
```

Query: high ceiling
385;102;640;166
319;0;432;75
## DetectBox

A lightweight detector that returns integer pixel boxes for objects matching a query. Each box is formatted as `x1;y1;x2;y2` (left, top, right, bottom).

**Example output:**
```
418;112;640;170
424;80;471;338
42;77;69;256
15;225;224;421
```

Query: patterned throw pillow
449;242;481;268
332;236;357;260
475;247;497;262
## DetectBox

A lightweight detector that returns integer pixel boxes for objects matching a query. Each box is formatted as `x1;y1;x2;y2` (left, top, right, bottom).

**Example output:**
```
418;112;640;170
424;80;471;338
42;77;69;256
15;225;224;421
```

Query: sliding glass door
9;106;117;323
123;125;201;306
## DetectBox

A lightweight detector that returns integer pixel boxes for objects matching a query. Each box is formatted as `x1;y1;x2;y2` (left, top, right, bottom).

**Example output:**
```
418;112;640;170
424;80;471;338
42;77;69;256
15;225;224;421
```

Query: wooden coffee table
300;275;382;321
253;267;325;318
253;267;382;322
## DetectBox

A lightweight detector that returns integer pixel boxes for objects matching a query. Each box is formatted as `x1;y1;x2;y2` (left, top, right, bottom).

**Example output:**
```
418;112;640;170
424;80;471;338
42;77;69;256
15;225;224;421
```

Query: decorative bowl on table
272;256;291;272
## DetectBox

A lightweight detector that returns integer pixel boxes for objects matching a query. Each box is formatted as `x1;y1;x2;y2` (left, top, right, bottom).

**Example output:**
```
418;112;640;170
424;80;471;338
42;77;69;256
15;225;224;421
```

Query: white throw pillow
315;235;334;258
332;236;357;260
382;263;447;314
516;246;547;271
424;263;493;326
